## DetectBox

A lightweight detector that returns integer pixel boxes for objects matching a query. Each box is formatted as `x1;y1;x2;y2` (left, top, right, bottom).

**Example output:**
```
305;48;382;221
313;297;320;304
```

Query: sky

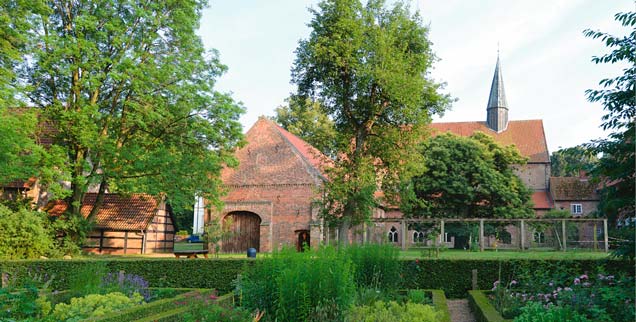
199;0;634;154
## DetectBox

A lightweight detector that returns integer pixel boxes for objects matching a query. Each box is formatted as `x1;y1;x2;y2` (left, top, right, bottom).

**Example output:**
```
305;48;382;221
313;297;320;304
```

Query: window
534;231;545;243
444;232;452;243
388;226;398;243
413;231;425;243
571;204;583;215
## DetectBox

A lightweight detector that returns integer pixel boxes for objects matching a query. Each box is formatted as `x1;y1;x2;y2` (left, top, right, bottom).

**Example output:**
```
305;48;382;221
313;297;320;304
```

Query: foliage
180;303;254;322
203;216;234;257
402;132;533;219
609;222;635;260
51;292;144;321
0;271;54;321
0;204;55;259
583;12;635;253
550;145;598;177
491;268;634;321
102;271;151;302
2;1;244;222
237;246;356;322
273;96;338;158
343;243;401;290
66;262;108;297
346;301;440;322
292;0;452;243
0;108;66;190
513;302;592;322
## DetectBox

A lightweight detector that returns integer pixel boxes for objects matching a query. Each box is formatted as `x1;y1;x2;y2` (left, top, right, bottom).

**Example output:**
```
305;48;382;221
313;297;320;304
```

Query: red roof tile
46;193;160;231
550;177;600;201
429;120;550;163
532;190;553;209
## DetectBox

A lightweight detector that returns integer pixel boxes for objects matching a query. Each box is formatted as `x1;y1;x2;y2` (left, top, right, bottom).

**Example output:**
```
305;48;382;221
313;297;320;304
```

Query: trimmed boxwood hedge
429;289;452;322
1;258;631;298
468;290;512;322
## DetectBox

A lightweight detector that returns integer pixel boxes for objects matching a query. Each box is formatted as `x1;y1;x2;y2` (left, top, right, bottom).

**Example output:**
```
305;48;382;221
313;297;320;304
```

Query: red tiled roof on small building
429;120;550;163
550;177;600;201
532;191;553;209
46;193;160;231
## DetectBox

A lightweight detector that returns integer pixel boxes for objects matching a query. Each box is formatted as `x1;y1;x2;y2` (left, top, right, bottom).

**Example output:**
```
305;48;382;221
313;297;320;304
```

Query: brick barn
47;193;175;254
207;117;326;252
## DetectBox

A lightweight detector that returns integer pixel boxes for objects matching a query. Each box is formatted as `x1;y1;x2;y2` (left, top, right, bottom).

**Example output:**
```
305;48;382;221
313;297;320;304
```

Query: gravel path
447;299;476;322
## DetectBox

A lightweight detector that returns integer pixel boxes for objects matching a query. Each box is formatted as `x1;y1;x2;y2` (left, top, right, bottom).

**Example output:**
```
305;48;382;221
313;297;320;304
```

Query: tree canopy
550;145;599;177
401;132;534;219
583;11;635;225
1;1;244;219
291;0;452;243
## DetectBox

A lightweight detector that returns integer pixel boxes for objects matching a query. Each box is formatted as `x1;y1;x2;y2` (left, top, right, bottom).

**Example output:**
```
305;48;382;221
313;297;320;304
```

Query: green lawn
400;248;610;260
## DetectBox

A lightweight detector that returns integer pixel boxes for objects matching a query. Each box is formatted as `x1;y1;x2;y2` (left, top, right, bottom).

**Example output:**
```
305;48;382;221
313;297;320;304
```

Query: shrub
237;246;356;322
180;303;254;322
513;302;592;322
346;301;440;322
51;292;143;321
66;262;108;297
0;204;54;259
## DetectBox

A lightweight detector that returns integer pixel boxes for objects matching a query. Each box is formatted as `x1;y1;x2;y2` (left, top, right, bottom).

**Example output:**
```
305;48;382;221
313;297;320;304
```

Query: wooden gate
222;211;261;253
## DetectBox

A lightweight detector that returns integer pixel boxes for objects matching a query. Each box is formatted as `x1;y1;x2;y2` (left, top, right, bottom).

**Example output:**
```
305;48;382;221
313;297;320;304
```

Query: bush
51;292;143;321
180;303;254;322
346;301;440;322
0;204;55;259
237;246;356;322
513;302;592;322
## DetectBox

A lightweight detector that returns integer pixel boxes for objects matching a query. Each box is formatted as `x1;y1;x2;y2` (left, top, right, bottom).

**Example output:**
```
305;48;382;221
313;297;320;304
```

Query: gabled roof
532;190;553;209
550;177;600;201
221;117;328;186
429;120;550;163
46;193;161;231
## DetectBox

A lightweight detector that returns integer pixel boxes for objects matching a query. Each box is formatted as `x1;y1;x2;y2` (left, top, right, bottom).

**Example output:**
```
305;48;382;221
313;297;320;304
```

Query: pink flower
574;278;581;285
580;274;588;280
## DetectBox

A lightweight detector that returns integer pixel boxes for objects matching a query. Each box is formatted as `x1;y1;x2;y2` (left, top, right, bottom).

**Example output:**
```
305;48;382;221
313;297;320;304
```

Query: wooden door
222;211;261;253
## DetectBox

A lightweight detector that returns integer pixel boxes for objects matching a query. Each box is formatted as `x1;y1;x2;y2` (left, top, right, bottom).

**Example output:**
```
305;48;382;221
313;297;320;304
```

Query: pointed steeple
486;54;509;132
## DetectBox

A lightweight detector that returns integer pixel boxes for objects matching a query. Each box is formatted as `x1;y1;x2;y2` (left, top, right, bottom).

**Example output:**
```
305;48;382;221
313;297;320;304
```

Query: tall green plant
344;244;401;290
0;205;54;259
238;246;356;322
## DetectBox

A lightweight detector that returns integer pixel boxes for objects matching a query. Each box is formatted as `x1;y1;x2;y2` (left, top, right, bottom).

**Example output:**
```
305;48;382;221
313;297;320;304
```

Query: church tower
486;55;509;132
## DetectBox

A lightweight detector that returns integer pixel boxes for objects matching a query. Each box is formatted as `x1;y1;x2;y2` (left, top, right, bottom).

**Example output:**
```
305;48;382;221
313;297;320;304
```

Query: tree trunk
87;178;108;222
338;216;351;247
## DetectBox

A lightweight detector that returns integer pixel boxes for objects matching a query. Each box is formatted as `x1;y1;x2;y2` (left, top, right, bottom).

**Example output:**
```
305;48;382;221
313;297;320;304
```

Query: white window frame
388;227;398;243
571;203;583;215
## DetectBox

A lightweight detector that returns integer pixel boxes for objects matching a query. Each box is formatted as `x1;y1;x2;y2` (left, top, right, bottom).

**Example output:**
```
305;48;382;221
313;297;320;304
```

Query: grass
399;248;609;260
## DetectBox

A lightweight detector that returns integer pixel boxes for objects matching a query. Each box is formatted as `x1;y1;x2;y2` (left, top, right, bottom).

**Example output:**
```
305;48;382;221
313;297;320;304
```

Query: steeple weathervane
486;53;509;132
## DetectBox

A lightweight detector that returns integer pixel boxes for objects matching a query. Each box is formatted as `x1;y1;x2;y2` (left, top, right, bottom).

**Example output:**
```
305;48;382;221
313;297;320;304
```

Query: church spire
486;54;509;132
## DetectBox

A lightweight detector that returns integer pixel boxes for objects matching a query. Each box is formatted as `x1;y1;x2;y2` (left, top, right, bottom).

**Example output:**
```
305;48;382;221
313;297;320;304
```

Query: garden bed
468;290;512;322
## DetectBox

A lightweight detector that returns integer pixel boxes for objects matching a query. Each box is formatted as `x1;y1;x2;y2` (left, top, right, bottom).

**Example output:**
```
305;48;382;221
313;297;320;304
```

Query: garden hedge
429;289;451;322
1;258;631;298
467;290;512;322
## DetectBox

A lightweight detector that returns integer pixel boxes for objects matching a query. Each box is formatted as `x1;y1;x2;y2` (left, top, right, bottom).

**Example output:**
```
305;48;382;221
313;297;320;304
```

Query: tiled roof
2;178;37;189
46;193;160;231
429;120;550;163
532;190;553;209
274;123;330;176
550;177;600;201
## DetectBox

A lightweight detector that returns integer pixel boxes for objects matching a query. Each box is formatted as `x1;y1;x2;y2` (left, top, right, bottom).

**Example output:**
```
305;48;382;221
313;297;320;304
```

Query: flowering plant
491;270;634;322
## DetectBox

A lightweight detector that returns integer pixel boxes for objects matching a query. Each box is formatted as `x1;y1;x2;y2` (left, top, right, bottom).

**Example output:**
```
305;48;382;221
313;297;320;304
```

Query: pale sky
199;0;634;154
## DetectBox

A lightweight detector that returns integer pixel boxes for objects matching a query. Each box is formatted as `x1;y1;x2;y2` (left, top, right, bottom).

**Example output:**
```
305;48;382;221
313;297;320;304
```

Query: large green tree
3;1;244;219
583;11;635;225
272;96;338;158
401;132;533;219
550;145;599;177
292;0;452;243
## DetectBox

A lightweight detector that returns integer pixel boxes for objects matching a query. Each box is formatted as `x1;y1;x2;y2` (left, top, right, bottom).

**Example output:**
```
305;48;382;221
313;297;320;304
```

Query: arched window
534;231;545;244
413;231;425;243
388;226;398;243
